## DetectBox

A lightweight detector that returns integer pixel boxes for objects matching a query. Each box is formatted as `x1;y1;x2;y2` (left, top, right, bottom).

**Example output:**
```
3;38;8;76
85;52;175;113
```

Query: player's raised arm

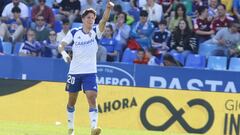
98;0;114;32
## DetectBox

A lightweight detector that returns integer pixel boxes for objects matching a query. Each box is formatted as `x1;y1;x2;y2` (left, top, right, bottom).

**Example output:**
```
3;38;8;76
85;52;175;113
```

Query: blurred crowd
0;0;240;67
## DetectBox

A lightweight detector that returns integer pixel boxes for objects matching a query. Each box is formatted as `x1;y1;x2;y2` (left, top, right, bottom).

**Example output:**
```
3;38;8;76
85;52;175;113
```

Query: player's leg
85;91;101;135
67;92;78;135
66;74;81;135
83;73;101;135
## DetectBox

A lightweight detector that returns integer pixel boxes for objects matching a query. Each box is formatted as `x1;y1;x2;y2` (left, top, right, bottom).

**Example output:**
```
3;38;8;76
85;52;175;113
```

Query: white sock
89;108;98;129
67;106;75;129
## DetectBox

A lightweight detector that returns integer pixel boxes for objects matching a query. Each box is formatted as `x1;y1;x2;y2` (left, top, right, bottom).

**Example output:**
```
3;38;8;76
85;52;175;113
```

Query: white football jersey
62;26;102;74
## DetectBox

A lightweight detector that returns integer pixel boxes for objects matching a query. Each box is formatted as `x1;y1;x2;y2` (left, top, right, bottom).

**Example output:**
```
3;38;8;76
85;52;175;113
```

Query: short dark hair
11;6;21;13
218;3;226;10
197;6;207;15
159;19;167;25
62;18;69;25
113;4;122;13
81;8;96;18
140;10;148;17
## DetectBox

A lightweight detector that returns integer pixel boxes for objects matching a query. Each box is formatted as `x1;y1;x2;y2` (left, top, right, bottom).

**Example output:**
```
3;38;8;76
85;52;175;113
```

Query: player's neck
83;27;91;34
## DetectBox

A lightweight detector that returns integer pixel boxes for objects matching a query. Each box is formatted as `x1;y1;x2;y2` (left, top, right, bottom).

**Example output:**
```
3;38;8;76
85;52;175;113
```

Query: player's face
82;13;96;29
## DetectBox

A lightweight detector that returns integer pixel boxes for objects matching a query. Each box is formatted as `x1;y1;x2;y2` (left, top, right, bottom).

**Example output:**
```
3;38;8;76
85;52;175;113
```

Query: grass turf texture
0;121;197;135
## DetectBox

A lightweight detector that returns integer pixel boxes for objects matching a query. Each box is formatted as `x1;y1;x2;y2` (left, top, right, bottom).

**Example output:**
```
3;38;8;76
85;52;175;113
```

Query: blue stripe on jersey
93;26;97;33
71;27;82;37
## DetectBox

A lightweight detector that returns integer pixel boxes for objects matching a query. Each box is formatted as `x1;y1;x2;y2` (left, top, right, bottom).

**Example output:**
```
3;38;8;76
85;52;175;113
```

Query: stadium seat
13;42;22;56
121;48;137;63
198;43;218;57
2;42;12;55
54;20;62;33
71;22;82;28
228;57;240;71
170;52;185;65
184;54;206;69
207;56;227;70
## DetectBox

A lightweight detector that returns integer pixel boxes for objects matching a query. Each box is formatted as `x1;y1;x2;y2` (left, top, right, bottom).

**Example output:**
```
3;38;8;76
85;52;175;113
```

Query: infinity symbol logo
140;96;214;134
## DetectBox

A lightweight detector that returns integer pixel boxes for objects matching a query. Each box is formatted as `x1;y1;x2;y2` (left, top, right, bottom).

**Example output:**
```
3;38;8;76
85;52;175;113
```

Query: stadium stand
184;54;206;69
228;57;240;71
207;56;228;70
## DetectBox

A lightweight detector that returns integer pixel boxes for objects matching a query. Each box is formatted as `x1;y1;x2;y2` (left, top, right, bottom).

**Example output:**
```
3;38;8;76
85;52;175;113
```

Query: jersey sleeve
61;29;74;45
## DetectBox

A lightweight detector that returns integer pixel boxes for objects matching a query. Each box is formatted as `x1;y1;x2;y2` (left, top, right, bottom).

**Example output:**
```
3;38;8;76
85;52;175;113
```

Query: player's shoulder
70;27;82;36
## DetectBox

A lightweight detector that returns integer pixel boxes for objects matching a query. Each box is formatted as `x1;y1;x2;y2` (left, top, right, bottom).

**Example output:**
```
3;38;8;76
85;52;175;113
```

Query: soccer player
57;1;114;135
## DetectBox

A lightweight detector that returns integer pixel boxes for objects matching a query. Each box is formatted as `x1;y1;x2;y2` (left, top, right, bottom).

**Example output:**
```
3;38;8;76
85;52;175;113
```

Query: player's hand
61;51;71;63
107;0;114;8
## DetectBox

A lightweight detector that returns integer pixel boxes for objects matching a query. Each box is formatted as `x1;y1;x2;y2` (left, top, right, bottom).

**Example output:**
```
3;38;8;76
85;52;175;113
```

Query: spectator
42;30;60;58
0;1;11;17
194;6;214;44
128;0;140;23
1;0;29;21
208;0;218;19
112;12;131;50
170;19;197;59
220;0;234;16
81;0;101;23
146;47;163;66
169;3;193;31
19;29;42;56
151;20;171;54
158;0;173;19
57;19;70;43
130;10;154;49
0;6;26;42
142;0;163;26
203;22;240;57
112;4;134;25
211;4;233;33
56;0;81;25
99;24;120;62
31;0;55;29
163;53;183;67
97;45;107;62
192;0;204;17
133;48;149;64
233;0;240;21
32;15;50;42
22;0;37;6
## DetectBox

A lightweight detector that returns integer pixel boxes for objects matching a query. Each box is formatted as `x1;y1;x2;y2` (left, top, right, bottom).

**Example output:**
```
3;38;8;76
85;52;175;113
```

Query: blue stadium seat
121;48;137;63
54;20;62;33
185;54;206;69
228;57;240;71
170;52;185;65
71;22;82;28
198;43;218;57
13;42;22;56
2;42;12;55
207;56;227;70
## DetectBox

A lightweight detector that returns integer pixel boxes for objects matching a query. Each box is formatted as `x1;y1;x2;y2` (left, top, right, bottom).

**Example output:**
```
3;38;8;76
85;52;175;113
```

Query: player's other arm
58;41;71;63
98;0;114;32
